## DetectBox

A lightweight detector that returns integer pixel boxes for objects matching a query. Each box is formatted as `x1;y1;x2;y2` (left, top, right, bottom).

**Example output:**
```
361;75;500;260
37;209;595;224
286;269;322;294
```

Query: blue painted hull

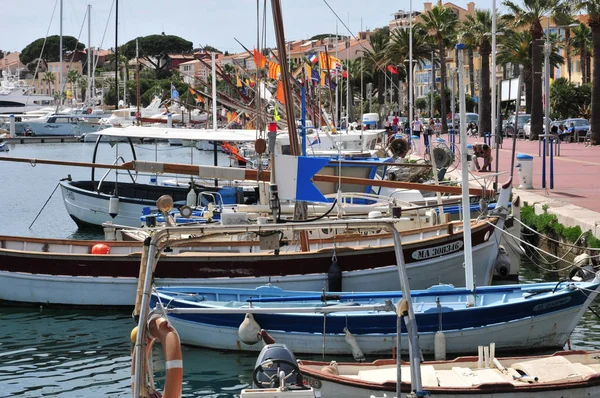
152;280;600;336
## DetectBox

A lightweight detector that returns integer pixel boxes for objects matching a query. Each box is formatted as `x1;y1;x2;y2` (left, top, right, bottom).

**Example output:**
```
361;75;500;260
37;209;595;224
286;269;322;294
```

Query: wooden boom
0;156;492;197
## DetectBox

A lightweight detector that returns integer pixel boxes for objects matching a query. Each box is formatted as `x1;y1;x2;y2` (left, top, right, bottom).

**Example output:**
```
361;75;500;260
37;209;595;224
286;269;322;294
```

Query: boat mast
270;0;298;154
456;41;475;305
114;0;119;107
59;0;63;108
136;38;140;125
271;0;310;252
212;52;217;131
87;4;92;106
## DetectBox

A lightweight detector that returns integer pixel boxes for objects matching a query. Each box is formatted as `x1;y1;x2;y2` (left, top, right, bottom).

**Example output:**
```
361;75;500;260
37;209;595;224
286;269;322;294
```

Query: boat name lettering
411;241;463;260
533;296;571;312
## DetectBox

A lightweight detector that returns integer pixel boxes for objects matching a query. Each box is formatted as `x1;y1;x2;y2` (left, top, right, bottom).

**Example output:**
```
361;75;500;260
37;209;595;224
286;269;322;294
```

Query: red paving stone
454;134;600;212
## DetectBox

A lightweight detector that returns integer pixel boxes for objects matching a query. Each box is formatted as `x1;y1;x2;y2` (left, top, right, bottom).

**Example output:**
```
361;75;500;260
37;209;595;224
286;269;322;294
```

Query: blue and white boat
150;277;600;357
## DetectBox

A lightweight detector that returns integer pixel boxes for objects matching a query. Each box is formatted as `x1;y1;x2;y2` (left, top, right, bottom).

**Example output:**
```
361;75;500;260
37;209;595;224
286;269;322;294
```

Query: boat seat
356;365;438;386
512;356;596;382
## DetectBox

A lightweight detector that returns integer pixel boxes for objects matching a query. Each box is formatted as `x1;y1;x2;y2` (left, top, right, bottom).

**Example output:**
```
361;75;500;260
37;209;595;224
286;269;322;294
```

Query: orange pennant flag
253;48;266;68
276;81;285;104
269;62;281;80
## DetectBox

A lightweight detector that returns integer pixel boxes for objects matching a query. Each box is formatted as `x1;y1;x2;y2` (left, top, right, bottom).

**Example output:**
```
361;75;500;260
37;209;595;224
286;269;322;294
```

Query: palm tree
498;32;533;112
67;69;80;102
579;0;600;144
463;10;495;137
362;28;390;106
42;71;55;95
503;0;569;140
419;4;459;133
571;23;592;84
386;27;433;115
553;9;576;82
458;22;477;102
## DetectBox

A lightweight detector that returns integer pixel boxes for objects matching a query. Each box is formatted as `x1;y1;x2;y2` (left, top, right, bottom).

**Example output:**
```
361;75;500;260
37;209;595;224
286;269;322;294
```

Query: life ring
86;107;93;114
134;111;141;118
131;316;183;398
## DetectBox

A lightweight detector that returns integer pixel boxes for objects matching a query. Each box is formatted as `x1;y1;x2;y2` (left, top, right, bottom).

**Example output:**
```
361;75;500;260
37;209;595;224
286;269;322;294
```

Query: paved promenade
444;133;600;235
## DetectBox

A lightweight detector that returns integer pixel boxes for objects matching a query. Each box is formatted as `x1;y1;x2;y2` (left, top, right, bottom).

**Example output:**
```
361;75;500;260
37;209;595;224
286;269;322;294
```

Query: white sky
3;0;496;54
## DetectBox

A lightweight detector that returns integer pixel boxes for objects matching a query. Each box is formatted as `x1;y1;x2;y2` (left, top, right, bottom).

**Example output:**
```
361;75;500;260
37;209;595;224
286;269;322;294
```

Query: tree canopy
121;34;193;77
20;35;85;66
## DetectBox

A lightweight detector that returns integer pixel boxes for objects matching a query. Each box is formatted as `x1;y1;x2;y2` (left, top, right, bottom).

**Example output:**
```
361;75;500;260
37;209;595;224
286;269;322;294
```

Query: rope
514;216;590;250
486;220;579;273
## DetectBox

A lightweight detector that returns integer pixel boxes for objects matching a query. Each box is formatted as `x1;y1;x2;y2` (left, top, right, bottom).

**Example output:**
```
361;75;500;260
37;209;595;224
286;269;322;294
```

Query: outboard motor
252;344;307;390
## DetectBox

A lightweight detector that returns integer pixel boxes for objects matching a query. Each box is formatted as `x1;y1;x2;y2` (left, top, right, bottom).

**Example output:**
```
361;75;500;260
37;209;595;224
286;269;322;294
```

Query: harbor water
1;142;600;397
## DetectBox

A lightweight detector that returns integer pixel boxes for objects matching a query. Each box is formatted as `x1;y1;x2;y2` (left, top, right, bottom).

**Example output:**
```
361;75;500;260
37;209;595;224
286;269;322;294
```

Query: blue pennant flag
274;155;329;202
171;83;180;100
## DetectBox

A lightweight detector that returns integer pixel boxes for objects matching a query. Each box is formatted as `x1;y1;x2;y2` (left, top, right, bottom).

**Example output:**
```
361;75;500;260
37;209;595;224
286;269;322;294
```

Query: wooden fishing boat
298;350;600;397
149;278;600;357
0;213;505;306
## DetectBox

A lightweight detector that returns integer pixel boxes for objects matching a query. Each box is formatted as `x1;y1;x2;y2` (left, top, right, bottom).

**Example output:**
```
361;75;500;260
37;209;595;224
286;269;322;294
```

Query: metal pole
301;86;307;155
430;50;434;119
543;20;551;190
494;81;502;190
409;0;413;128
87;4;92;105
510;74;523;177
212;52;217;131
457;42;475;304
114;0;119;107
491;0;497;150
59;0;63;107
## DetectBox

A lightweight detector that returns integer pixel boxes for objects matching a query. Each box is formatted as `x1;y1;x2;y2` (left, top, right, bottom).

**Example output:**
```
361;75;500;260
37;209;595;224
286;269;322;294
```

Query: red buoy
91;243;111;255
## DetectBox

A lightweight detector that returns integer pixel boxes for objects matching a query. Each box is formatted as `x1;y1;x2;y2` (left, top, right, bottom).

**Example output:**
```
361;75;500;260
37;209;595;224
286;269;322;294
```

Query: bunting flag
253;48;267;68
171;83;180;100
319;52;342;70
276;80;286;104
188;87;205;103
342;70;348;79
269;62;281;80
308;53;319;64
274;102;281;121
311;68;320;84
305;63;312;79
236;75;243;87
387;65;399;75
320;72;336;89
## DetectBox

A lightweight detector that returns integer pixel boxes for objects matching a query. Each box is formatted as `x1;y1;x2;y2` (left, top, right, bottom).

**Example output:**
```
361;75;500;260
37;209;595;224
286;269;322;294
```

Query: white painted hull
159;305;586;356
0;231;498;306
312;378;600;398
60;182;155;227
23;121;81;136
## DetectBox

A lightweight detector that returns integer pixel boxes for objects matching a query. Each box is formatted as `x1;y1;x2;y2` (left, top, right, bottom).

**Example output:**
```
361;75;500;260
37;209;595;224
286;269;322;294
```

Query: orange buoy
91;243;111;254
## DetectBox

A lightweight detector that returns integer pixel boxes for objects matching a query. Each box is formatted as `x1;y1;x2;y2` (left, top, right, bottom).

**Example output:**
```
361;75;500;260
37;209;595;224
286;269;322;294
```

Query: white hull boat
298;351;600;397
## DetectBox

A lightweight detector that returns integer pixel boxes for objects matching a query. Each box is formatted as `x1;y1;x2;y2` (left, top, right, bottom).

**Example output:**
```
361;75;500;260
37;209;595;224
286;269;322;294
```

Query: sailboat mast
270;0;299;152
59;0;63;107
211;52;217;131
114;0;119;107
136;39;140;125
457;42;475;302
87;4;91;105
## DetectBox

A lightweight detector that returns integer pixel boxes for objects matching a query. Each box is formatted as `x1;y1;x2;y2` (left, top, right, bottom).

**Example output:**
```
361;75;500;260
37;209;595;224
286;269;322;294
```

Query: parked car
563;118;590;142
523;117;552;139
504;114;530;137
453;113;478;130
